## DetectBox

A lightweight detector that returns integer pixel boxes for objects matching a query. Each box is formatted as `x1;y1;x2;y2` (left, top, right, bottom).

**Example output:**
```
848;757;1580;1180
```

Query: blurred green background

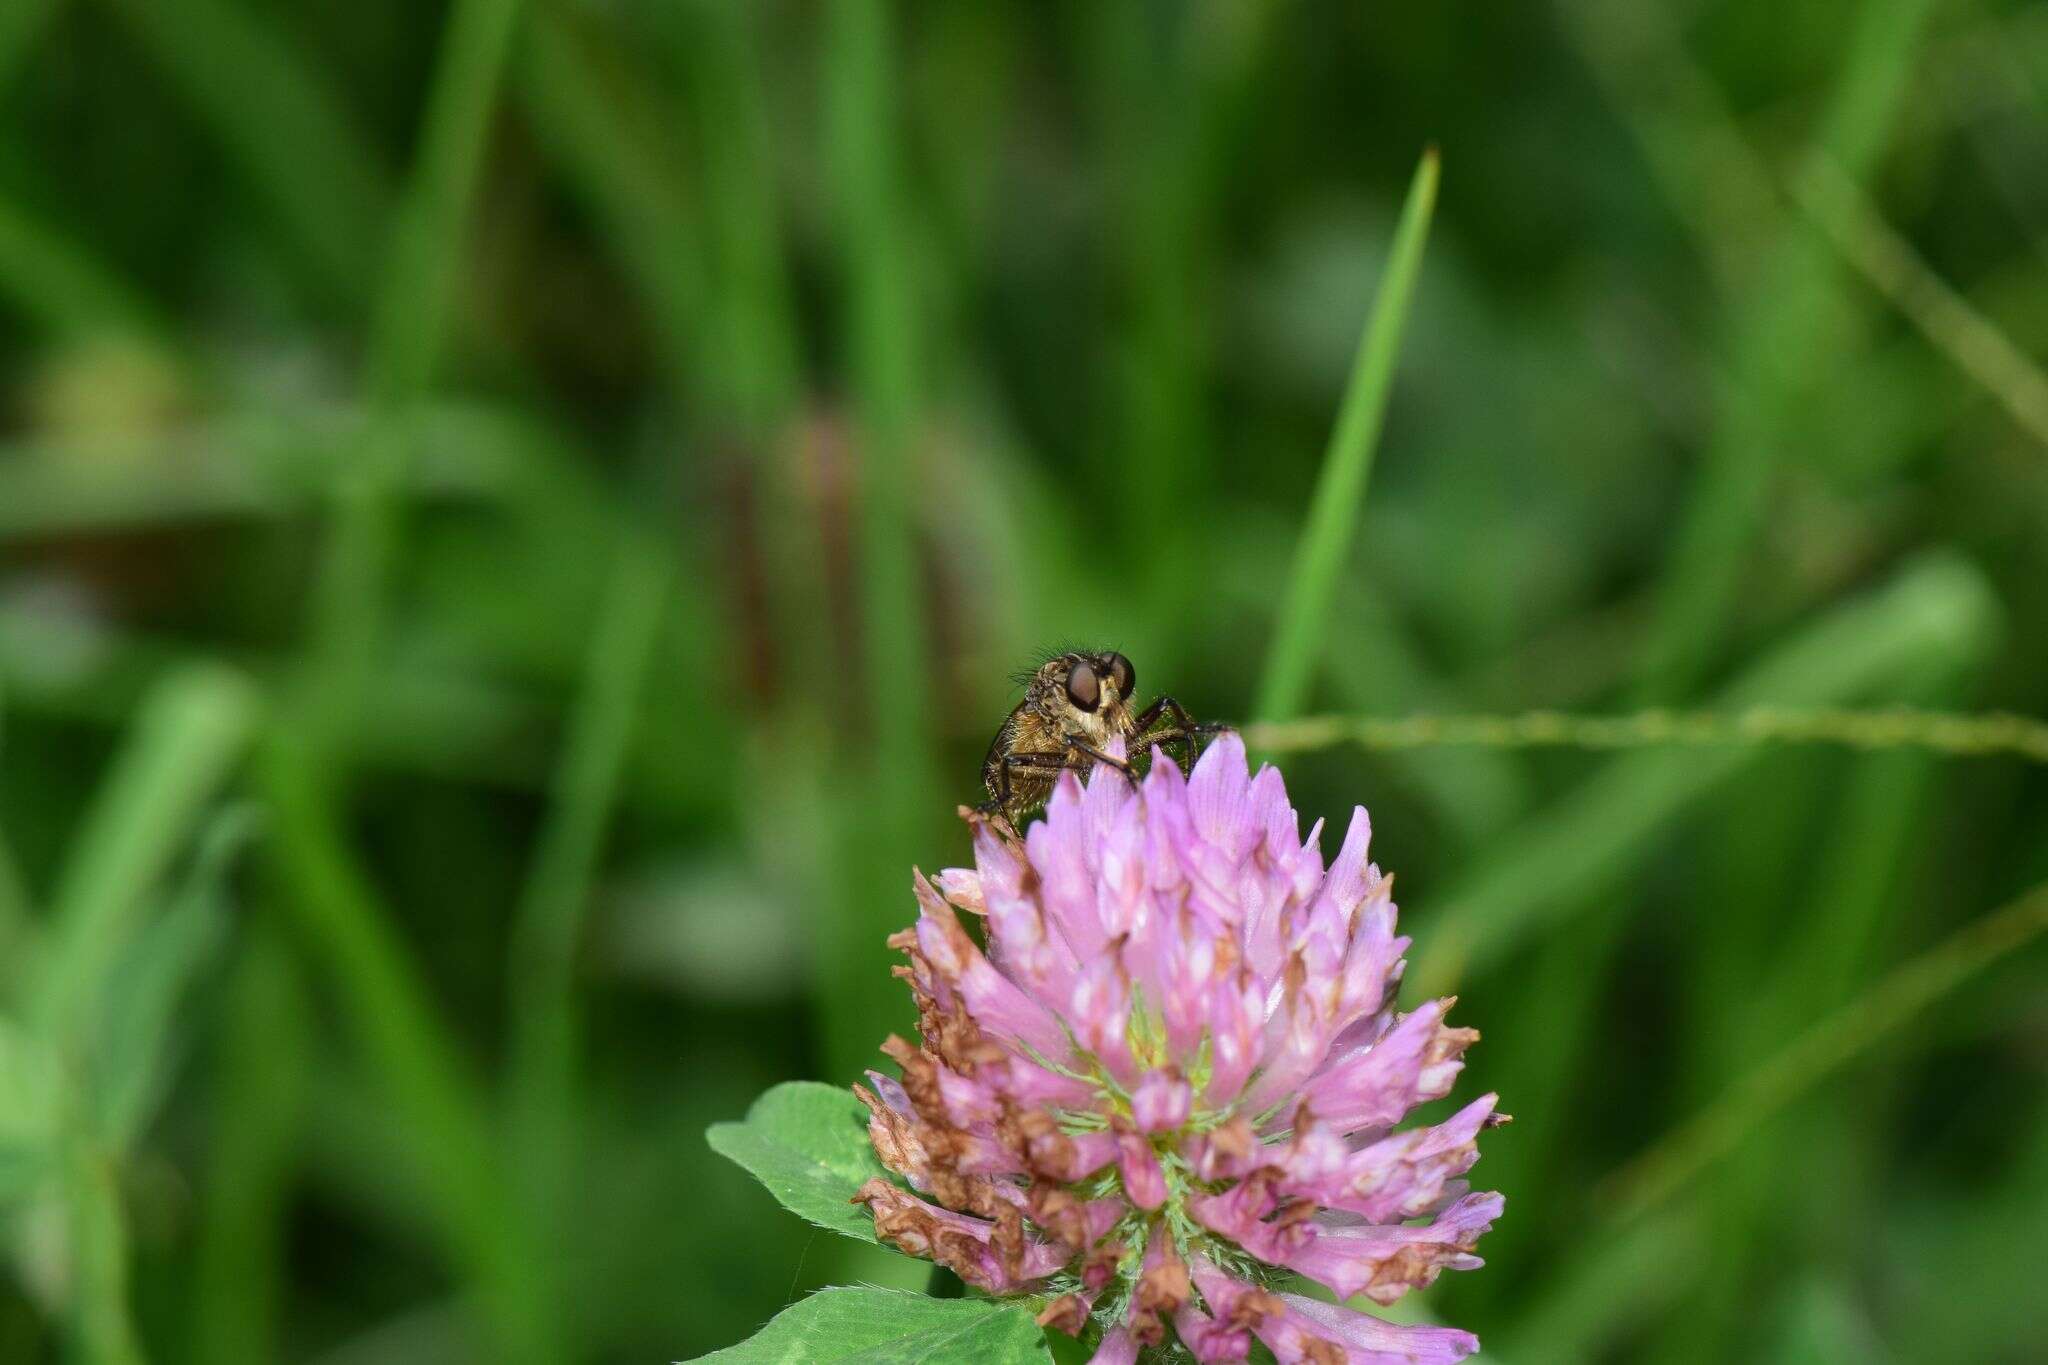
0;0;2045;1361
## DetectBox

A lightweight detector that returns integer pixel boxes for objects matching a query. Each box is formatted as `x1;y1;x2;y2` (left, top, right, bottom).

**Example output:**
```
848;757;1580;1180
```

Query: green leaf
690;1286;1050;1364
706;1081;893;1244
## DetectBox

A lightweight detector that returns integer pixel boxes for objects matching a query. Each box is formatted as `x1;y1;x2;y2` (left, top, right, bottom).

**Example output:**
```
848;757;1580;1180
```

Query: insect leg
1131;695;1215;735
1131;695;1232;771
981;751;1079;822
1063;737;1140;791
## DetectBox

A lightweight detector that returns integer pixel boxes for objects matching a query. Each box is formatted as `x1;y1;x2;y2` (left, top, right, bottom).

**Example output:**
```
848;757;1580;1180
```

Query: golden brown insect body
979;650;1223;827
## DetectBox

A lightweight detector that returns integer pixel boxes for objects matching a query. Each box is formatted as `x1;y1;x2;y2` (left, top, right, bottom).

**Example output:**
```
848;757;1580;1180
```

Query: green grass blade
519;5;712;399
0;687;34;960
505;534;670;1242
362;0;524;405
1253;148;1439;725
0;196;165;341
24;664;258;1035
258;734;554;1365
1656;644;1983;1355
1790;154;2048;449
96;807;253;1150
0;401;534;541
1602;0;1941;702
62;1128;145;1365
1493;1208;1705;1365
1601;875;2048;1218
1084;3;1208;573
819;0;941;1084
676;0;803;429
0;0;60;96
0;821;31;962
191;932;306;1365
302;0;525;757
95;0;391;301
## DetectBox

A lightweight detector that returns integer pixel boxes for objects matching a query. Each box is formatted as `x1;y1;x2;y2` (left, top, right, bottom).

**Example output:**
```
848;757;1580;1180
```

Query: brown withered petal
1302;1337;1345;1365
1034;1294;1090;1337
852;1083;928;1181
1135;1257;1189;1316
1235;1289;1287;1330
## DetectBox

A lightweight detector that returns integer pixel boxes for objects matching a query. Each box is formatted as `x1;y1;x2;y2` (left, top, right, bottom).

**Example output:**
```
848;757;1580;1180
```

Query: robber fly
978;649;1226;827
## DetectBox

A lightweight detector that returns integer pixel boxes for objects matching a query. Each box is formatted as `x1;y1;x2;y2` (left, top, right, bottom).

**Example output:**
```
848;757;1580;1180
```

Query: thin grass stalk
1253;149;1439;725
1600;875;2048;1218
1318;588;1532;851
1669;652;1974;1354
1429;576;1994;1342
1411;553;2000;993
266;9;545;1346
1507;840;2048;1356
668;0;825;737
1245;704;2048;763
302;0;525;758
1603;0;1940;702
505;534;670;1254
518;7;775;859
680;0;804;432
820;0;940;1084
1085;3;1230;596
190;932;306;1365
1791;154;2048;449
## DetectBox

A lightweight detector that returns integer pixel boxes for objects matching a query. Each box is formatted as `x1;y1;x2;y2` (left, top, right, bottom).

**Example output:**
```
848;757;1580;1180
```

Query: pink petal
1294;1094;1498;1222
1115;1122;1168;1210
1087;1327;1140;1365
1203;974;1264;1106
1281;1190;1503;1303
1277;1293;1479;1364
912;875;1072;1061
1069;951;1138;1085
1174;1299;1253;1362
1131;1069;1193;1132
1186;733;1256;858
1288;998;1474;1135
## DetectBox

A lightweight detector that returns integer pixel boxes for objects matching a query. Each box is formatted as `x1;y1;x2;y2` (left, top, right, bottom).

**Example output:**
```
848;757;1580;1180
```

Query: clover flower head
853;734;1506;1363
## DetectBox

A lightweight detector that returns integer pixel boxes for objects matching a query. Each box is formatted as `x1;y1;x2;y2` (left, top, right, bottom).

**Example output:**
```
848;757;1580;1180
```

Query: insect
978;649;1226;827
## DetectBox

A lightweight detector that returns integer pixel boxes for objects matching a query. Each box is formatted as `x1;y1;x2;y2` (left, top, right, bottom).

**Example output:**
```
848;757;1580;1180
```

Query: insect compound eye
1065;660;1102;711
1105;652;1134;699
